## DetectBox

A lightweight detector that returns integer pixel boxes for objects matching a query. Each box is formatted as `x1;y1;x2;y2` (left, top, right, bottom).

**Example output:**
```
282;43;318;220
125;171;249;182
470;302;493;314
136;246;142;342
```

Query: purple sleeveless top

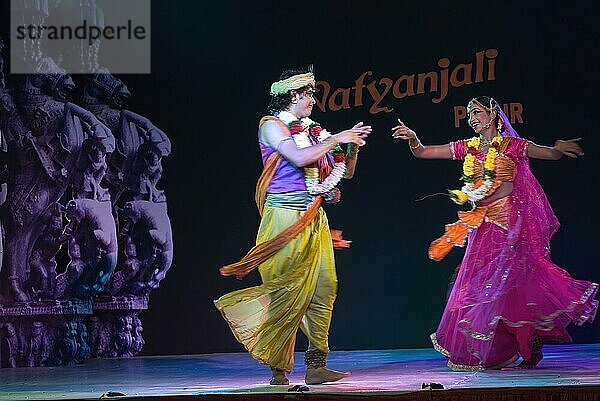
258;121;306;194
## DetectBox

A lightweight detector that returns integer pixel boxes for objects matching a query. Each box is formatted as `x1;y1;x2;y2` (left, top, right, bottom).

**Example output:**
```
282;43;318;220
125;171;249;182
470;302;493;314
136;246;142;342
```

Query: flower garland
277;111;346;204
448;135;502;205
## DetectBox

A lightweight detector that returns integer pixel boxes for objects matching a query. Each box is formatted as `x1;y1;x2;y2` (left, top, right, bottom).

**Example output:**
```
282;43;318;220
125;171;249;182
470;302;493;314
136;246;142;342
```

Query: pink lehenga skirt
431;206;598;370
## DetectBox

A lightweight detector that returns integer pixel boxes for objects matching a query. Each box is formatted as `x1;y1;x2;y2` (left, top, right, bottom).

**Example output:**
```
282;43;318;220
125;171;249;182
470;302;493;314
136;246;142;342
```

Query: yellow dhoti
214;191;337;372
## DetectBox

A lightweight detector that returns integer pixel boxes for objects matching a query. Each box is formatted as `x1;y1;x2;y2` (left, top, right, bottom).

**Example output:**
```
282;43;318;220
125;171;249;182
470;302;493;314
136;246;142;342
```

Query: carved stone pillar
89;295;147;358
0;300;91;367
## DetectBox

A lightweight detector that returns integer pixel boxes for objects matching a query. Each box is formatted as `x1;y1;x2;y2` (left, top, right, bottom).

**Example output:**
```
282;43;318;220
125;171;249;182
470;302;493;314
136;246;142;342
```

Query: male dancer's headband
270;72;315;96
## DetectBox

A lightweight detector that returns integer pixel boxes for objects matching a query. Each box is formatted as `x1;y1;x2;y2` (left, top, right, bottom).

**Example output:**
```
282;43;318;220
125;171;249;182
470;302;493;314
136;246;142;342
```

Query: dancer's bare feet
305;367;350;385
515;350;543;369
515;337;543;369
270;367;289;385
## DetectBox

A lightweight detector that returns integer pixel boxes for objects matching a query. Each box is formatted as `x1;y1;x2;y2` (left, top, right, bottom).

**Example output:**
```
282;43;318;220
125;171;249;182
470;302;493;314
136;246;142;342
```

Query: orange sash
429;197;509;261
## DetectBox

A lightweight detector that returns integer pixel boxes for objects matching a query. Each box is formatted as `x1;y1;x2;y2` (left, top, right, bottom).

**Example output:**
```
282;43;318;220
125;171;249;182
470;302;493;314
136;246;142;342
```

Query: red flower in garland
332;151;346;163
288;123;304;135
324;187;342;205
309;125;323;140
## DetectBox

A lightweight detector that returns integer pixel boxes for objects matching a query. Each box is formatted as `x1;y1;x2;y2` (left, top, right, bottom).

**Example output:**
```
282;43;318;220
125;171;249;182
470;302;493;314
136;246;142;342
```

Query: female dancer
393;96;598;370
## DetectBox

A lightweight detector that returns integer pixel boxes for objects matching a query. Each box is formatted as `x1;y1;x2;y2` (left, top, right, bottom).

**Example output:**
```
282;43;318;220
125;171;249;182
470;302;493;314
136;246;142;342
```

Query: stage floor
1;343;599;401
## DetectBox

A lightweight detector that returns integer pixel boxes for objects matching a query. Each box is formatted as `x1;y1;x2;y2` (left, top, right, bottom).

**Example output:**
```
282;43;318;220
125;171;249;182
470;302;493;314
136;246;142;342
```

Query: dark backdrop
129;0;600;355
10;0;600;355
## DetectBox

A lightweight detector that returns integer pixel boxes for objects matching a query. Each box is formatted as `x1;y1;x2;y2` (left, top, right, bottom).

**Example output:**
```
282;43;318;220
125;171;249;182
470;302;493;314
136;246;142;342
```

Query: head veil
490;98;560;251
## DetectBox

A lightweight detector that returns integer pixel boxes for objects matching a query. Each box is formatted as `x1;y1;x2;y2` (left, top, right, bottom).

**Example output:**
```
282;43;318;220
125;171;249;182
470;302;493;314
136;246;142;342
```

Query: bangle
409;140;422;150
324;136;339;151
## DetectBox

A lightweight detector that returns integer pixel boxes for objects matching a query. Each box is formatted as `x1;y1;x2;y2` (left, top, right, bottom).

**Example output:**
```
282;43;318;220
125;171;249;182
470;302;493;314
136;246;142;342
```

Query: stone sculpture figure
63;199;118;298
0;57;114;301
87;316;101;357
73;138;110;201
0;322;18;367
81;68;171;204
51;320;79;366
26;321;50;367
75;321;90;362
119;201;173;294
80;69;173;296
27;204;68;300
131;316;145;355
112;315;133;357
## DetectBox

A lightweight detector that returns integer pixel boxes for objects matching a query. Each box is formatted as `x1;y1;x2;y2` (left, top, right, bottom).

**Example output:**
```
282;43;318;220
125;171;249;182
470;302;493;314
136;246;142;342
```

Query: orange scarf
429;196;509;261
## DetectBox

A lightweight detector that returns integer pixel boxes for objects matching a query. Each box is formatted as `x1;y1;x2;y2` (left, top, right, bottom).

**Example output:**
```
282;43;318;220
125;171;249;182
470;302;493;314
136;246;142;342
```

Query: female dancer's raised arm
527;138;584;160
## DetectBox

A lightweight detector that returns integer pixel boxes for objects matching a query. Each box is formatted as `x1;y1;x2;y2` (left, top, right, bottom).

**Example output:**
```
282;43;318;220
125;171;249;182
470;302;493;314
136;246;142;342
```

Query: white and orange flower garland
448;136;502;205
277;111;346;201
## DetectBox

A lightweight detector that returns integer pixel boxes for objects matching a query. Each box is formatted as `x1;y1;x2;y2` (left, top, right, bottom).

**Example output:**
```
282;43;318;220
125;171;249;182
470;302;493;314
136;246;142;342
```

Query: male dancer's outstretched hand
334;122;372;146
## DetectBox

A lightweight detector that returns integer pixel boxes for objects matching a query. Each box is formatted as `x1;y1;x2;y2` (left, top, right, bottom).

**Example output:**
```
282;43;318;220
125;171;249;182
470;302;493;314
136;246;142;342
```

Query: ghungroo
531;336;543;353
304;349;327;369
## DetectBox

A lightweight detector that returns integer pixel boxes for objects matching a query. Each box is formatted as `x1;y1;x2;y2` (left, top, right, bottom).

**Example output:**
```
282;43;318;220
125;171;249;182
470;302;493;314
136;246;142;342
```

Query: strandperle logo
10;0;151;74
15;19;147;46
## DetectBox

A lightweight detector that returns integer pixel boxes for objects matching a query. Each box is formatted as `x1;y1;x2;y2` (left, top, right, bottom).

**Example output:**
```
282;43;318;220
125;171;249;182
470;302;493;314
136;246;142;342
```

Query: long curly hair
267;69;313;115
